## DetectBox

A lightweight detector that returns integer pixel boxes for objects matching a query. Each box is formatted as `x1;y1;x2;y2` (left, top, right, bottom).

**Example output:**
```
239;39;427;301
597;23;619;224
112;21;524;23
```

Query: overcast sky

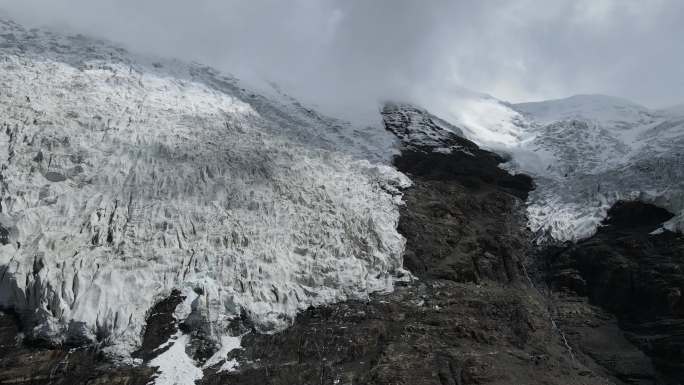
1;0;683;120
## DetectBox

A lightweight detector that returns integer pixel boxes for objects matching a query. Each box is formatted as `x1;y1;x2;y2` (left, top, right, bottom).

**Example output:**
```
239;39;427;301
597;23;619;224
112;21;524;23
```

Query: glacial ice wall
510;96;684;242
0;19;410;357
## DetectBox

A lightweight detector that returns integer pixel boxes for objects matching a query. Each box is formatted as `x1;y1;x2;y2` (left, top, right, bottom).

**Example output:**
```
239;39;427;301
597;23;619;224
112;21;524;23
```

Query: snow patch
203;334;243;372
415;93;527;149
514;94;656;126
148;333;203;385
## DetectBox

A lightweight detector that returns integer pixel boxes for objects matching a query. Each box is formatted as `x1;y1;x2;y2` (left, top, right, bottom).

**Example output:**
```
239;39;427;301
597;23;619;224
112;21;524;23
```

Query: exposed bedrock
542;201;684;384
0;311;154;385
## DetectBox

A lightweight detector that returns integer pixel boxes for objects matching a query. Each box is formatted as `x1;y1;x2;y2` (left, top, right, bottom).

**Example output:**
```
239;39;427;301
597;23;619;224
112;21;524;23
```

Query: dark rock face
0;289;210;384
383;102;534;201
0;311;154;385
382;103;532;285
397;175;527;282
134;289;185;362
544;201;684;384
0;224;9;245
202;283;585;385
43;171;67;182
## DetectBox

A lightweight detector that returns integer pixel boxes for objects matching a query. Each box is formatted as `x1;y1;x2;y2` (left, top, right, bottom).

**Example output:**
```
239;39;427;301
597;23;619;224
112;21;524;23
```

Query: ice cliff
0;18;410;360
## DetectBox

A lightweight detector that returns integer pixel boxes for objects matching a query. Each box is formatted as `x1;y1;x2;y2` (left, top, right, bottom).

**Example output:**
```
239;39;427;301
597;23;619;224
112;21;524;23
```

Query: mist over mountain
0;3;683;385
2;0;684;123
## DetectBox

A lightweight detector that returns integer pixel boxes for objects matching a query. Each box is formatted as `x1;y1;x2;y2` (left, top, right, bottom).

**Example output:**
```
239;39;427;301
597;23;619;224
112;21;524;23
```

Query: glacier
436;93;684;243
0;18;411;362
397;90;683;243
1;15;683;382
512;95;684;242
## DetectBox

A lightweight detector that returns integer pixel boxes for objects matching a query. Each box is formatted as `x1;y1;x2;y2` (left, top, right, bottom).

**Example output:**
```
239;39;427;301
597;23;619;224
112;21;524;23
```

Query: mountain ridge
0;16;683;385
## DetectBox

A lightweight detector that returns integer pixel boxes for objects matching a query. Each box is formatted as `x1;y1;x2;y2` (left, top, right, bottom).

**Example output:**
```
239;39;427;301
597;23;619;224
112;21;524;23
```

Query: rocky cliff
542;201;684;384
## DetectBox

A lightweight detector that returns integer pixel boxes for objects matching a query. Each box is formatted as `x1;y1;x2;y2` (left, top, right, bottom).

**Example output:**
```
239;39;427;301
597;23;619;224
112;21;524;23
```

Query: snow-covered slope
496;95;683;242
412;89;528;149
661;104;684;118
507;95;684;241
0;17;410;367
515;94;658;126
401;92;684;243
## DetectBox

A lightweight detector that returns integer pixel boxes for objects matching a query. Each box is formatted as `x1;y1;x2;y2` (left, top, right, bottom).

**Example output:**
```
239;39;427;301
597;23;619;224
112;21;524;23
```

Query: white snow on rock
381;102;468;154
148;332;204;385
412;89;528;149
510;95;684;242
514;94;658;127
0;18;411;359
147;288;241;384
397;92;684;243
441;93;684;242
202;334;242;372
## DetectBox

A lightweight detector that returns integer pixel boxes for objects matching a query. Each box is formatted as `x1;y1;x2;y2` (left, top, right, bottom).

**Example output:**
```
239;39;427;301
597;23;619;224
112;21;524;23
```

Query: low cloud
1;0;683;122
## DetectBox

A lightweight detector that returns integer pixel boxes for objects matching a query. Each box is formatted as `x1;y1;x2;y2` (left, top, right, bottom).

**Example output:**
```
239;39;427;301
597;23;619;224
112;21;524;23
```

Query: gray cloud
1;0;683;122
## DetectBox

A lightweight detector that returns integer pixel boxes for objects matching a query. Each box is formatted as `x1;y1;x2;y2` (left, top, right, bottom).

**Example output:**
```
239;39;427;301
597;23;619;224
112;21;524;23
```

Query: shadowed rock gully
543;201;684;384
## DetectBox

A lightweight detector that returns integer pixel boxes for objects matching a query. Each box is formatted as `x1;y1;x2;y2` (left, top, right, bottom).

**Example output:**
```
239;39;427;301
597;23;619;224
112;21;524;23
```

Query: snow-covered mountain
448;93;684;242
0;17;411;376
405;88;529;149
1;15;683;385
515;94;658;126
388;90;683;243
